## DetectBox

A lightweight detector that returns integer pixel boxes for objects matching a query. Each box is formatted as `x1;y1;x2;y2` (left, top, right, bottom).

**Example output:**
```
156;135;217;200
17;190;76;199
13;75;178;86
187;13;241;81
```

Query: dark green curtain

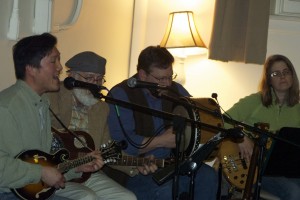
208;0;271;64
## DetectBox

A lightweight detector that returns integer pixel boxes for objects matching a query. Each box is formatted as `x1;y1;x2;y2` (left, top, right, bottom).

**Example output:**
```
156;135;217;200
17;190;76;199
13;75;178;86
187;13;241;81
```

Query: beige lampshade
160;11;206;49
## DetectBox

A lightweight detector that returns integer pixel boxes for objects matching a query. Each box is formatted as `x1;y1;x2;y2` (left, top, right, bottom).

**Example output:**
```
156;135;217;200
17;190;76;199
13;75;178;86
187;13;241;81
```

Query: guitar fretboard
109;155;165;168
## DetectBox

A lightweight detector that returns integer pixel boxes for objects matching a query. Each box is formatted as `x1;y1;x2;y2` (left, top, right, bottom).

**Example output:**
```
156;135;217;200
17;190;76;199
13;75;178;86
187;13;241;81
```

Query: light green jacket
225;92;300;132
0;80;79;192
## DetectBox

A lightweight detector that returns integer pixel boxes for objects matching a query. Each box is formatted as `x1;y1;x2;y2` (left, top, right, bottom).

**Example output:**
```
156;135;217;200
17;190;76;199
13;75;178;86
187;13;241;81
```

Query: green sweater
0;80;78;192
225;92;300;132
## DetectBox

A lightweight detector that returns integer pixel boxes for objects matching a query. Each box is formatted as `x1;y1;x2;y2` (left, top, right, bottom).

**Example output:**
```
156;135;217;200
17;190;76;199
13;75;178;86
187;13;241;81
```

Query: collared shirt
108;82;190;158
69;96;89;133
0;80;51;191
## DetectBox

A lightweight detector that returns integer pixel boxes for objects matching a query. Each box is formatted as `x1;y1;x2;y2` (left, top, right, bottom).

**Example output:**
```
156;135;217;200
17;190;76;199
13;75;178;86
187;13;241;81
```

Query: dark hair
259;54;299;107
137;46;174;73
13;33;57;80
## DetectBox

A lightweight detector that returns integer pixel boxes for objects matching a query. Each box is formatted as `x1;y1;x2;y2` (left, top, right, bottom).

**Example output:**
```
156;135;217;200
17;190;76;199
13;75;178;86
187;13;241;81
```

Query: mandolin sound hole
74;136;87;149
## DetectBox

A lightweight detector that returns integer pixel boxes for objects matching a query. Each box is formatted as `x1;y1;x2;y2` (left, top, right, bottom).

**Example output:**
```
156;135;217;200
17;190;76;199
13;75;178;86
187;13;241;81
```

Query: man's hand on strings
137;155;158;175
76;150;104;173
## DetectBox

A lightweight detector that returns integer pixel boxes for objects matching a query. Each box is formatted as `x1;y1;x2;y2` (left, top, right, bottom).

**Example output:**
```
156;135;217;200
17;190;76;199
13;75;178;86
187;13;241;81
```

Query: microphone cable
211;93;226;125
211;93;247;139
211;93;234;126
110;93;168;150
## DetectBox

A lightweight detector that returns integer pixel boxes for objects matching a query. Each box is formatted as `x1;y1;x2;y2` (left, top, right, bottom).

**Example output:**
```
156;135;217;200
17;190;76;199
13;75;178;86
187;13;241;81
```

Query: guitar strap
49;107;93;152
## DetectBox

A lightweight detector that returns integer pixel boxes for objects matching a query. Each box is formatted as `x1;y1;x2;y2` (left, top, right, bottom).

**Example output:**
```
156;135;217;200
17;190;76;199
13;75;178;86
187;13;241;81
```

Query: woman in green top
225;54;300;200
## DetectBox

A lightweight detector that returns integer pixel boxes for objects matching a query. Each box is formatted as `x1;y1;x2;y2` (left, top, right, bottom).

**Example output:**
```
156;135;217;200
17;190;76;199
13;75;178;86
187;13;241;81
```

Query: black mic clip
223;126;244;140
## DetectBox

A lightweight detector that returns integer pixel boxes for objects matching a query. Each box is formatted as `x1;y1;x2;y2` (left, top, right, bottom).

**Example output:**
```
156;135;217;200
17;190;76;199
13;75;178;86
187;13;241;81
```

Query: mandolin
12;133;123;200
12;149;94;200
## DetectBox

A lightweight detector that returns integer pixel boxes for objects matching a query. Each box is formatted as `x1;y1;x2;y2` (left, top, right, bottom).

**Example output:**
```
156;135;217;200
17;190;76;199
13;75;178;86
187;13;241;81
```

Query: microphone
211;92;224;118
211;93;218;99
64;77;106;92
127;77;168;90
211;93;234;125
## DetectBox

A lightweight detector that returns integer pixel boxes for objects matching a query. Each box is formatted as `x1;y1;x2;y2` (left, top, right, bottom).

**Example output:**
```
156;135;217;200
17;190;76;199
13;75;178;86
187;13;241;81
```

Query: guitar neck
109;155;165;168
58;156;94;173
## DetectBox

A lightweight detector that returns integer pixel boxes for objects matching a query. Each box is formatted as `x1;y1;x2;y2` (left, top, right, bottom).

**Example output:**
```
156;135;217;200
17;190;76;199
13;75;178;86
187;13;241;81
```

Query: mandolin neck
57;156;94;173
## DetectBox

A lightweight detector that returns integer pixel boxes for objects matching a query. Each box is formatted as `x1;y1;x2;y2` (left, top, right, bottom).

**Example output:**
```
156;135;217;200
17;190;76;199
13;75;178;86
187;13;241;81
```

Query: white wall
0;0;134;91
1;0;300;112
130;0;300;110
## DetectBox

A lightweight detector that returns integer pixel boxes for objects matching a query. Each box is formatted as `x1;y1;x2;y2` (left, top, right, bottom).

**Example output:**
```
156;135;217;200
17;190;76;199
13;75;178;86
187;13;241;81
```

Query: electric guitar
219;139;252;190
219;123;270;190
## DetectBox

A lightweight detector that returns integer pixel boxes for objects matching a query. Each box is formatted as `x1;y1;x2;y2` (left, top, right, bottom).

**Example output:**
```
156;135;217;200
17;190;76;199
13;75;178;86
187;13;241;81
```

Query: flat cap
66;51;106;74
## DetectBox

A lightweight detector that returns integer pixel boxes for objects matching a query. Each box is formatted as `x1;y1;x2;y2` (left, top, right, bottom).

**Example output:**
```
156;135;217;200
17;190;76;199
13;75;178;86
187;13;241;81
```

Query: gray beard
73;88;99;107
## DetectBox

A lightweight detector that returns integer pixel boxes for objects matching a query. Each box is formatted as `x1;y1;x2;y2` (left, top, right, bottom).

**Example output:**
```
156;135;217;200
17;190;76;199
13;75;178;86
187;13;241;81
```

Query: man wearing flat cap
47;51;136;200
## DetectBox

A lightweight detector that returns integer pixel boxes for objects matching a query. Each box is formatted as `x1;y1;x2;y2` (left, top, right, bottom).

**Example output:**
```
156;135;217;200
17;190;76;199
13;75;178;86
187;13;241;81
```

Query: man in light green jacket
0;33;103;200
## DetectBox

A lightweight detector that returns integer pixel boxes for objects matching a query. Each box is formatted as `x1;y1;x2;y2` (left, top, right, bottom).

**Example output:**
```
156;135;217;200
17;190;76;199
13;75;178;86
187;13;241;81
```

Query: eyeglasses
270;69;292;78
148;73;177;82
75;72;106;84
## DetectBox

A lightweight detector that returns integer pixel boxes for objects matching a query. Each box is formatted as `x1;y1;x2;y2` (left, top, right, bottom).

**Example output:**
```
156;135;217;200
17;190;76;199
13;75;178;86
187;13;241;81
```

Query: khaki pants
56;171;136;200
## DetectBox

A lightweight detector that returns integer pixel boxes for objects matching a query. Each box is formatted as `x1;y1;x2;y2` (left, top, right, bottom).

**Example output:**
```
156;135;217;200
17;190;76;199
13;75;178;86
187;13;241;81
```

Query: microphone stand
251;130;268;200
92;91;226;133
173;115;186;200
91;88;300;199
152;131;232;199
90;91;227;199
222;112;300;199
159;93;300;199
160;93;300;148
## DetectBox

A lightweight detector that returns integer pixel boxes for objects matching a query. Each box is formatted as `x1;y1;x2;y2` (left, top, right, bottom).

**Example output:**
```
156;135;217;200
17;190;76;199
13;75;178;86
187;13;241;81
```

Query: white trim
270;0;300;20
7;0;19;40
129;0;149;77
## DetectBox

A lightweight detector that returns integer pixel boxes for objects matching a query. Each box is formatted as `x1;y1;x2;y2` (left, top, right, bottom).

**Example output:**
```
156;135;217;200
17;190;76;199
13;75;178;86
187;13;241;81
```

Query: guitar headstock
100;140;124;164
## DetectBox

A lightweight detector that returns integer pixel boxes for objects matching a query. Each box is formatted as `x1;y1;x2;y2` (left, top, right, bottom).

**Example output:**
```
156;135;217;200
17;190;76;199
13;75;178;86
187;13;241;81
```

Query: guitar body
219;123;269;193
51;127;95;183
219;139;257;190
12;149;69;200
